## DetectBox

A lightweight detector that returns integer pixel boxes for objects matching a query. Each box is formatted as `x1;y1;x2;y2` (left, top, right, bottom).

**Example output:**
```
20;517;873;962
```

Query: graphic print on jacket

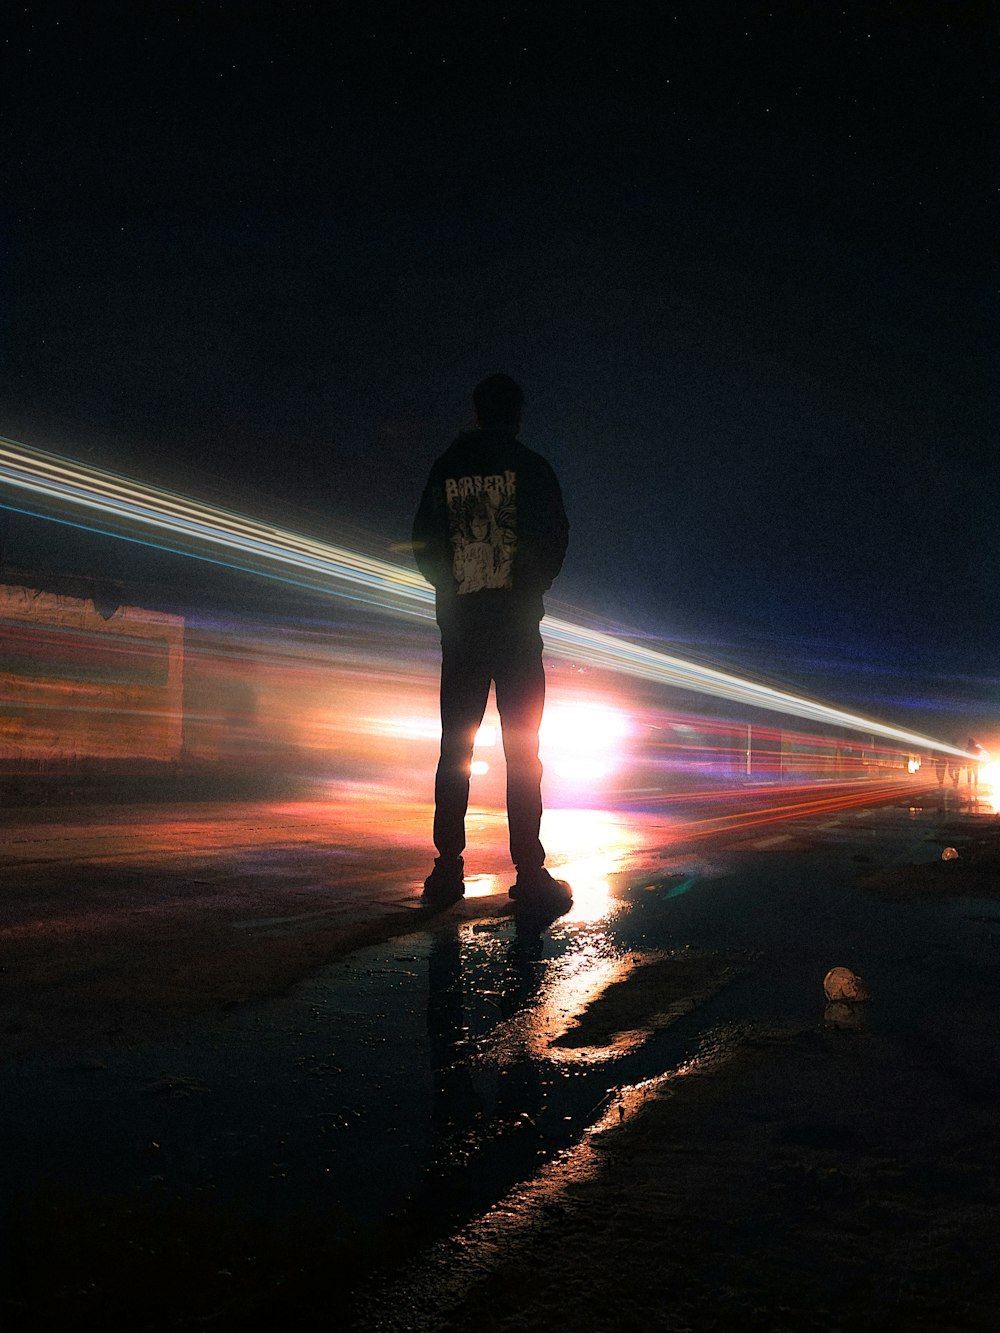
446;470;517;594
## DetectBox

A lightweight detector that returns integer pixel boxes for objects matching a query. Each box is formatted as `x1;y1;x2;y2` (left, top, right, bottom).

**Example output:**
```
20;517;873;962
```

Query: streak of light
666;778;928;841
627;778;910;808
0;434;971;759
0;435;435;617
541;617;969;759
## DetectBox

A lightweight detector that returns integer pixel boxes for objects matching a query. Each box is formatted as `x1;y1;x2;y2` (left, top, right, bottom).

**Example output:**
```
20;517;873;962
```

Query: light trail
538;616;968;756
0;436;436;618
0;433;970;759
669;778;931;841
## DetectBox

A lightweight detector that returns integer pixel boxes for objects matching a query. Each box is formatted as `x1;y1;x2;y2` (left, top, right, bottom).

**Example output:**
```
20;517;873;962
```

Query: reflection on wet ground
2;790;996;1327
538;807;652;923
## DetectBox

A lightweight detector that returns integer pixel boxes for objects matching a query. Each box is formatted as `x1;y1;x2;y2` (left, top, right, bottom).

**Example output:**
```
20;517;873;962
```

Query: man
412;374;570;911
966;737;987;791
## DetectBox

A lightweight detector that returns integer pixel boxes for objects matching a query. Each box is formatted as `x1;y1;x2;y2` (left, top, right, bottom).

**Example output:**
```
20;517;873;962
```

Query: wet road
1;778;992;1328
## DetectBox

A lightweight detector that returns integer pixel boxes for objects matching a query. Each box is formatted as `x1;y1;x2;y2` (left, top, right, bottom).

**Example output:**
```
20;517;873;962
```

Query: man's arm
516;457;569;593
411;469;452;590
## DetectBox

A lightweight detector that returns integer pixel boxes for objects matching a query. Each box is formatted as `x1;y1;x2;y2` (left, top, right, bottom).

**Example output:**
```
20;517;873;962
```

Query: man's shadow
426;927;482;1175
511;895;572;945
425;904;569;1218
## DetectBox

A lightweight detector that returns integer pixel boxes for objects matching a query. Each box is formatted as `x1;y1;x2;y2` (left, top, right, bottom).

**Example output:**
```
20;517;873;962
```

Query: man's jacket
412;425;569;628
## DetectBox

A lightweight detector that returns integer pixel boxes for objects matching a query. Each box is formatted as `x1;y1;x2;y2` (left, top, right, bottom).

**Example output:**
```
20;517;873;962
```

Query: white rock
823;966;871;1002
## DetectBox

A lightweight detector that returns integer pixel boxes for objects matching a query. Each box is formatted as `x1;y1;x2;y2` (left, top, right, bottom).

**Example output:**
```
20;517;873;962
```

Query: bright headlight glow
0;434;973;761
979;759;1000;815
540;702;631;754
551;755;611;782
539;702;630;781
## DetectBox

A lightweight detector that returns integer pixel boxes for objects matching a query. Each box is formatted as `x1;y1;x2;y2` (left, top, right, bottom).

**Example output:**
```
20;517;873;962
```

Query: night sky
2;2;995;734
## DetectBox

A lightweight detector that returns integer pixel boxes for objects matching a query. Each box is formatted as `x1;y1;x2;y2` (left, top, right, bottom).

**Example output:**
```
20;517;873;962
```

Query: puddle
0;905;740;1325
2;801;994;1326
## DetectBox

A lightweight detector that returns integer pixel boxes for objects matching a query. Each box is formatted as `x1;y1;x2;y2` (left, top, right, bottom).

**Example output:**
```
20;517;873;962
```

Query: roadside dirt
857;816;1000;901
369;1021;1000;1332
352;826;1000;1332
4;809;1000;1331
0;859;506;1060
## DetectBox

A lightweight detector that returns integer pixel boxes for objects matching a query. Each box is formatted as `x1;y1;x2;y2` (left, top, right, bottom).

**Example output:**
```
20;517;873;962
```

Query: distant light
907;758;921;773
470;760;489;776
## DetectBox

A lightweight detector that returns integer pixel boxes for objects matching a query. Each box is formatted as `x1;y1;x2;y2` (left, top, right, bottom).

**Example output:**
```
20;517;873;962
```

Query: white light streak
0;435;433;617
0;434;970;758
540;615;970;757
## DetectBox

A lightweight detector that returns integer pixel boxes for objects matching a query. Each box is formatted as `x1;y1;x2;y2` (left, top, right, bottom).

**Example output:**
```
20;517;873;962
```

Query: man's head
473;374;523;428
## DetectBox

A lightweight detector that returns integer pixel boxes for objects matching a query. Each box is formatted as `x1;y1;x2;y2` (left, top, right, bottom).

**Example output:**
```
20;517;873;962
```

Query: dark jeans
433;619;546;872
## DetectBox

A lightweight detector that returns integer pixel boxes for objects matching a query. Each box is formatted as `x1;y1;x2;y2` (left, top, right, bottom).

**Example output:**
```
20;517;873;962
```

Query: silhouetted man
412;375;570;910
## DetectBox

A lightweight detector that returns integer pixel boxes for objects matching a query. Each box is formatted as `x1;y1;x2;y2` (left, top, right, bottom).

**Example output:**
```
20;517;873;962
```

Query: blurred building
0;582;184;772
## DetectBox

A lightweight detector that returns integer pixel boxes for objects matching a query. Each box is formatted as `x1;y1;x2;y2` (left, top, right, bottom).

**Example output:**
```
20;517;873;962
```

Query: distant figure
933;755;947;786
412;374;570;912
966;737;987;790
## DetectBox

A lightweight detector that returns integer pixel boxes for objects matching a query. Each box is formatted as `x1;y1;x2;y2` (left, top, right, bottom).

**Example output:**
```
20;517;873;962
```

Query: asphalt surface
2;778;998;1330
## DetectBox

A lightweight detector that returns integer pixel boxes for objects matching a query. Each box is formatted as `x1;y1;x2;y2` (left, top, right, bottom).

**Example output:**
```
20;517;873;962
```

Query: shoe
422;856;465;906
509;867;573;913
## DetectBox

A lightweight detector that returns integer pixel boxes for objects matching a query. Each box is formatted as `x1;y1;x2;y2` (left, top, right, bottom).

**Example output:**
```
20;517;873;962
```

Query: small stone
823;966;871;1002
941;846;960;861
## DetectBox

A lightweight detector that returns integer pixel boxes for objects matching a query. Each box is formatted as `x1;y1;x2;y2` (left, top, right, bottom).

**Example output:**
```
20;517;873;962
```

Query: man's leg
494;626;546;873
433;634;491;864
